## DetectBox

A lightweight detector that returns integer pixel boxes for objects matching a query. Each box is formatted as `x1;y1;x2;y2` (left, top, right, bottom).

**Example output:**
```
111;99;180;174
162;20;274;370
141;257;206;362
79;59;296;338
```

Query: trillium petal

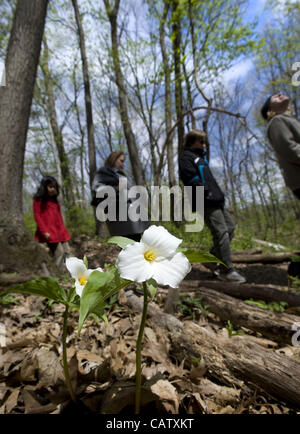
66;257;87;279
116;242;153;282
141;225;182;258
151;252;191;288
75;280;85;297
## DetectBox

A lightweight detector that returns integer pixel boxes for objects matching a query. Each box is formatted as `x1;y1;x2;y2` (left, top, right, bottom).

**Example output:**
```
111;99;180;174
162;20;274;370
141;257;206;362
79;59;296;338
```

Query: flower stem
62;304;77;403
135;281;148;414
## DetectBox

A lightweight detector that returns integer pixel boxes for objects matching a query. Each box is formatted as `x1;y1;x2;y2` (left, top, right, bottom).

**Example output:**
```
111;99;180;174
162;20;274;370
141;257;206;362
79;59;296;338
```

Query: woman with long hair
92;151;149;241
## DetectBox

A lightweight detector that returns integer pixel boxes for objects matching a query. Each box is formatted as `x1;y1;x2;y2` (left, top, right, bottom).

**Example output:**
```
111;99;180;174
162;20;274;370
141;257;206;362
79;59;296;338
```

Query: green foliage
225;320;244;337
65;206;96;237
191;357;202;367
0;294;19;307
1;277;69;305
288;275;300;291
24;211;36;236
179;248;222;266
245;299;288;312
148;278;158;300
78;266;130;335
176;295;210;319
107;236;135;249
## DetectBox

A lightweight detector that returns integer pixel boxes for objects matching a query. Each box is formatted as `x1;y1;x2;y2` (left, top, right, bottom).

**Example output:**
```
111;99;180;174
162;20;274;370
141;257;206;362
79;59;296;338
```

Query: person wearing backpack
179;129;246;283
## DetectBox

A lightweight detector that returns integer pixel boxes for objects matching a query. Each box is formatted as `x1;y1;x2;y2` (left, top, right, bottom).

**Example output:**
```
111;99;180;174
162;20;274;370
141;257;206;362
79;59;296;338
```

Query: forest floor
0;235;300;414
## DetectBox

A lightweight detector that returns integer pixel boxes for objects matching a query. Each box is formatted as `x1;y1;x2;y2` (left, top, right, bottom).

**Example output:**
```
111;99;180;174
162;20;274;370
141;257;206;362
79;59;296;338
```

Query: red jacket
33;198;70;243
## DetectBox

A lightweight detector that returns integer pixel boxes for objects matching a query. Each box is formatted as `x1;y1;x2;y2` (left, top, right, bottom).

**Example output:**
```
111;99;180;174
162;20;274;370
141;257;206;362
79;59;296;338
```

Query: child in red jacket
33;176;70;270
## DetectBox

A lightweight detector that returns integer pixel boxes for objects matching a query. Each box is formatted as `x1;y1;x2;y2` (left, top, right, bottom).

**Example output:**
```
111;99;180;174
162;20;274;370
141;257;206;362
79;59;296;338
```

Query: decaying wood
252;238;287;251
170;321;300;408
231;252;298;264
125;290;183;332
231;248;262;256
0;273;35;285
164;287;180;315
124;291;300;408
189;287;299;345
180;279;300;307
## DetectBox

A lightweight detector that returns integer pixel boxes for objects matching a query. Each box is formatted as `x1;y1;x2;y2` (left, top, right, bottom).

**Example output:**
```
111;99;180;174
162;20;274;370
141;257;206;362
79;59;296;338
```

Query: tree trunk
71;0;96;190
72;0;108;237
171;0;184;156
40;38;75;206
0;0;49;225
0;0;61;276
159;2;176;187
104;0;145;187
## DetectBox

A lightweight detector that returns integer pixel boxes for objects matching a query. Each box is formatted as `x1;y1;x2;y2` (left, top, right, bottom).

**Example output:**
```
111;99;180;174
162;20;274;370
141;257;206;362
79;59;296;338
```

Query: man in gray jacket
261;93;300;199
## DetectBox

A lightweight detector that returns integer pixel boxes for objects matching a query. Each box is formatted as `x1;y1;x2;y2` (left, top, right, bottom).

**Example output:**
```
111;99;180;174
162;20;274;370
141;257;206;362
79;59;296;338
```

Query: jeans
204;206;236;271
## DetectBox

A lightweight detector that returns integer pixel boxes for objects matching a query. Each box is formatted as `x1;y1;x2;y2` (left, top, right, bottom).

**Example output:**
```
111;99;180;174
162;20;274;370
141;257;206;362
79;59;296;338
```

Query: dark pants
125;233;141;242
204;207;236;271
293;188;300;200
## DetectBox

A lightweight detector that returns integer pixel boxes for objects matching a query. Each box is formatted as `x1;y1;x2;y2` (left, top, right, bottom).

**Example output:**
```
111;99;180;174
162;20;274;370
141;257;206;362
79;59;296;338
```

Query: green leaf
107;236;135;249
83;255;89;269
78;267;131;335
179;249;223;265
67;286;80;307
1;277;68;304
148;278;157;299
101;313;109;326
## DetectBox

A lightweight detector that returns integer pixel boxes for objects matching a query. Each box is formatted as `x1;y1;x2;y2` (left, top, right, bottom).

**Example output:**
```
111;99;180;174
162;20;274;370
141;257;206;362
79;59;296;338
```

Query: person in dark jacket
92;151;149;241
261;93;300;199
33;176;70;270
179;130;246;283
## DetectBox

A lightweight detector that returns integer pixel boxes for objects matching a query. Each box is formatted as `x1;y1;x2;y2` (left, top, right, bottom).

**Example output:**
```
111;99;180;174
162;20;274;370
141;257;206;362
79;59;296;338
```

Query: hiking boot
218;269;246;283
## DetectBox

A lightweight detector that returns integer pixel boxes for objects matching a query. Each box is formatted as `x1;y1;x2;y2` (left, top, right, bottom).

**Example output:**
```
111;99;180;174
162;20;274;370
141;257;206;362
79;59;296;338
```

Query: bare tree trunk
72;63;86;208
40;38;74;206
0;0;49;225
171;0;184;156
159;2;176;187
35;79;66;219
71;0;96;189
72;0;107;237
104;0;145;186
0;0;60;276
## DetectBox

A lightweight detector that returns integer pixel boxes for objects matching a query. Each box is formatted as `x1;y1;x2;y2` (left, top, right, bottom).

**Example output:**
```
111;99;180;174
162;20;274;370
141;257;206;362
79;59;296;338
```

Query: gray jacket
267;113;300;191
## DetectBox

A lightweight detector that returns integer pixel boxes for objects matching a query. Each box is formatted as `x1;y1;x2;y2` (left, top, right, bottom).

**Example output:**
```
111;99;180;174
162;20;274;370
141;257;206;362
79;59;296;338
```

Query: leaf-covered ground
0;236;300;414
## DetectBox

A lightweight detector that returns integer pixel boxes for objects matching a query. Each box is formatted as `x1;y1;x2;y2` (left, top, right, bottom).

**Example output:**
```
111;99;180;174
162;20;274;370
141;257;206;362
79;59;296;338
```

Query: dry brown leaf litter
0;237;299;414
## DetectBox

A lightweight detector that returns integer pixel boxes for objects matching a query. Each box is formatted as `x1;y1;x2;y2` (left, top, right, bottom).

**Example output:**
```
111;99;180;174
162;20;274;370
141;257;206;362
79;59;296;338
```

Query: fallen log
170;321;300;409
231;252;299;264
180;279;300;307
231;248;262;256
124;291;300;408
252;238;287;251
191;287;299;344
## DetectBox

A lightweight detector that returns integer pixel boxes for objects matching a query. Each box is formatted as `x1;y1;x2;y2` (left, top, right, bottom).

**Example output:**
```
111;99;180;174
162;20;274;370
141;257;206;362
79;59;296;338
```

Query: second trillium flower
66;257;103;297
116;225;191;288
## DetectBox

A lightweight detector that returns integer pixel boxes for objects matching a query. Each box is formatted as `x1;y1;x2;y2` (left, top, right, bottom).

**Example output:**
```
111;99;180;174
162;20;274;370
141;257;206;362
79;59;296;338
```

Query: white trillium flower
116;225;191;288
66;257;103;297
